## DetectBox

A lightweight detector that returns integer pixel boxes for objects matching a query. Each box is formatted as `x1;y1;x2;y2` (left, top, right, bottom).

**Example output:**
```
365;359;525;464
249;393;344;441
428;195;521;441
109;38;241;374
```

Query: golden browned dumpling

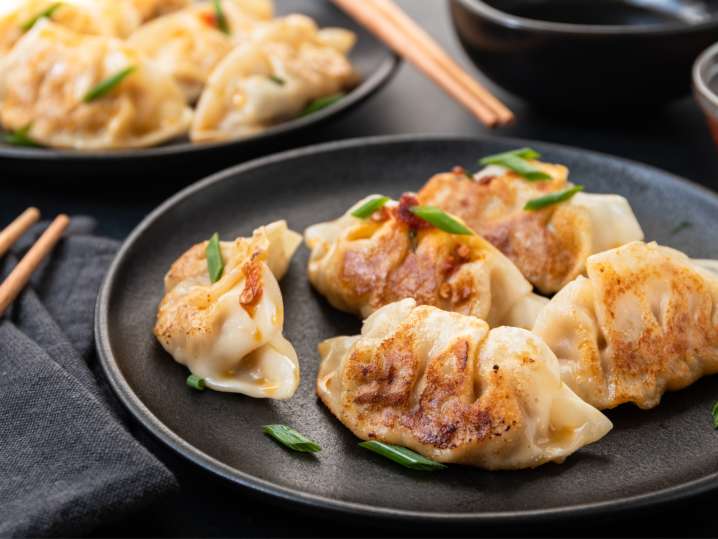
0;0;153;54
418;160;644;294
127;1;270;102
304;194;548;329
154;221;302;399
191;14;358;141
533;241;718;410
317;299;612;470
0;21;192;149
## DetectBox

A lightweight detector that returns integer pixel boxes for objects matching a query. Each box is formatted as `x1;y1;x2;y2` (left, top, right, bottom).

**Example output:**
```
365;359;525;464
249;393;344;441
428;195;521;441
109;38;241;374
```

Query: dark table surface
4;1;718;537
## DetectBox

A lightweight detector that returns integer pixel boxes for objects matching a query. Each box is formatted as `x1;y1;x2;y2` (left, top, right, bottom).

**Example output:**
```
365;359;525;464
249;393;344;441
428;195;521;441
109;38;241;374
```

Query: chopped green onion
213;0;230;34
479;147;551;181
263;425;321;453
359;441;447;471
269;75;285;86
205;232;224;283
351;196;390;219
409;206;474;235
4;125;40;147
186;374;206;390
82;66;136;103
712;402;718;429
524;185;584;211
20;2;62;32
300;93;344;117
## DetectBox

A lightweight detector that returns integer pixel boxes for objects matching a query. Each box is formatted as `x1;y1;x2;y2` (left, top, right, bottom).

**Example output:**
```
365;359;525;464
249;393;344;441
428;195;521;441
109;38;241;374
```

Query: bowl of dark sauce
450;0;718;110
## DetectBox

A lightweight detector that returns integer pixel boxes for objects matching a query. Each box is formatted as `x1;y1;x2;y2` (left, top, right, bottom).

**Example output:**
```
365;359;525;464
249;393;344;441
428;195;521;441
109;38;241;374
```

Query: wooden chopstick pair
332;0;514;127
0;208;70;317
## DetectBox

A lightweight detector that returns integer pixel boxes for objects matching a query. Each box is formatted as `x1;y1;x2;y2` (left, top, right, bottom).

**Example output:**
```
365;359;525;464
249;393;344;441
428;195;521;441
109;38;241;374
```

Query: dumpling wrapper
128;1;271;102
418;162;644;294
533;241;718;409
317;299;612;470
191;14;358;142
0;21;192;150
154;221;302;399
305;195;547;329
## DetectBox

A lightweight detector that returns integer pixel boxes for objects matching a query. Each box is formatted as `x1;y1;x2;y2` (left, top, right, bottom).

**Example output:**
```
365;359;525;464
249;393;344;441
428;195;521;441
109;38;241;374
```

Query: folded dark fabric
0;217;177;537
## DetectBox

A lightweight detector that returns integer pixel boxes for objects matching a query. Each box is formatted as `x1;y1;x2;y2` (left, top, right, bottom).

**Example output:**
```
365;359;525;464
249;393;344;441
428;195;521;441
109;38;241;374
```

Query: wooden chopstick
0;207;40;258
368;0;514;125
332;0;513;127
0;214;70;317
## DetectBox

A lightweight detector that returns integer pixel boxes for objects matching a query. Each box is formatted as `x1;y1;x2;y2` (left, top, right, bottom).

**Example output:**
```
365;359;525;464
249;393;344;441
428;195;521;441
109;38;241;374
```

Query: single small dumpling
533;241;718;410
128;1;268;102
191;14;358;142
305;194;547;329
317;299;612;470
418;161;644;294
0;21;192;149
0;0;149;55
154;221;302;399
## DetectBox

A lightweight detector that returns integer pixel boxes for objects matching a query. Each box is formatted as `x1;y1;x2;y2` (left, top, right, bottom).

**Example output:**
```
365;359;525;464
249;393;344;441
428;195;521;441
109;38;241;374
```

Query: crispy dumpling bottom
154;221;302;399
318;299;612;470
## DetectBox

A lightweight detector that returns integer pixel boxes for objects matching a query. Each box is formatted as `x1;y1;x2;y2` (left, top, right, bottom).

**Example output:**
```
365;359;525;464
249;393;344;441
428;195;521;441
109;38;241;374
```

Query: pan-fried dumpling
304;194;547;329
317;299;612;470
0;0;149;55
533;241;718;410
0;21;192;149
127;1;269;102
191;14;358;141
418;160;644;294
154;221;303;399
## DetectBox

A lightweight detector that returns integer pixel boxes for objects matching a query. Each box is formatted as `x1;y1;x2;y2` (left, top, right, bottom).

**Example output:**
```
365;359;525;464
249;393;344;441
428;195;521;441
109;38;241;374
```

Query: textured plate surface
96;135;718;523
0;0;398;172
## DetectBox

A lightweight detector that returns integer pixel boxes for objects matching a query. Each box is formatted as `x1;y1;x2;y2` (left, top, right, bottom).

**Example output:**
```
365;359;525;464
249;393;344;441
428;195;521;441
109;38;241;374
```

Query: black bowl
450;0;718;109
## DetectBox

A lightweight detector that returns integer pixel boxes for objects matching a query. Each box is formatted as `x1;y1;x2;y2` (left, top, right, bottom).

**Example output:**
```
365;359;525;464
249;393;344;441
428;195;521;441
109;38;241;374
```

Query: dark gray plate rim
95;134;718;523
0;48;399;161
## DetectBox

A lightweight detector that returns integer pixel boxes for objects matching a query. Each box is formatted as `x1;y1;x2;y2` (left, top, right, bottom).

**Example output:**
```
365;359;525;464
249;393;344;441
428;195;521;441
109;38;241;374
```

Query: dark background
4;1;718;537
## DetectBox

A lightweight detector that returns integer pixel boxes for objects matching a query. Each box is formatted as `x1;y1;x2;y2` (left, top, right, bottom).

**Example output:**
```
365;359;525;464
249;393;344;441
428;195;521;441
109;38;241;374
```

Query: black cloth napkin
0;217;177;537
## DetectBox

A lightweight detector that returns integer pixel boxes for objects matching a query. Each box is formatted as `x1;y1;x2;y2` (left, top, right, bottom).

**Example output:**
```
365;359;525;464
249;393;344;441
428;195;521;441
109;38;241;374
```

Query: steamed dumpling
533;241;718;409
154;221;302;399
305;194;547;329
128;1;269;102
418;160;644;294
0;21;192;149
191;14;358;141
318;299;612;470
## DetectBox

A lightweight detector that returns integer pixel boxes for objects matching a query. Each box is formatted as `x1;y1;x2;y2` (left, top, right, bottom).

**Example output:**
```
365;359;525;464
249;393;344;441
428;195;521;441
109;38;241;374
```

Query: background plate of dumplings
96;135;718;523
0;0;399;179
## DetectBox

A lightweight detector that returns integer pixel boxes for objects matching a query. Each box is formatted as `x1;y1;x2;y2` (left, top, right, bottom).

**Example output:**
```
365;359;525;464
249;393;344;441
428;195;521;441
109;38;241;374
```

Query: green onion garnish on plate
359;441;447;471
300;93;344;117
205;232;224;283
409;205;473;235
524;185;584;211
82;66;136;103
20;2;62;32
4;124;41;147
263;425;321;453
186;374;206;391
351;196;390;219
479;147;551;181
268;75;285;86
712;402;718;429
213;0;230;34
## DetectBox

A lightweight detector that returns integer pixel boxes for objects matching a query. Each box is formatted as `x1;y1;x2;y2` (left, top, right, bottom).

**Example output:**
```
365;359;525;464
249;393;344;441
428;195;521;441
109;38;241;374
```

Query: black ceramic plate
96;135;718;523
0;0;398;177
